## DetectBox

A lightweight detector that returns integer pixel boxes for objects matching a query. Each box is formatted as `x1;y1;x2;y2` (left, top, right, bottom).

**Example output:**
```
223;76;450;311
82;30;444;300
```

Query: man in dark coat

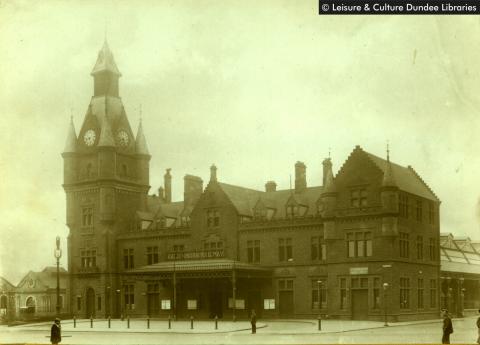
442;309;453;344
476;309;480;344
50;318;61;345
250;310;257;334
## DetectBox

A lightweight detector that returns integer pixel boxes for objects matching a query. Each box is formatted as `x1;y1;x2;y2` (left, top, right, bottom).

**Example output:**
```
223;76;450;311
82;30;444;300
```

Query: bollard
168;315;171;329
147;317;150;329
108;316;111;328
73;316;76;328
214;315;218;330
318;316;321;331
90;315;93;328
190;315;194;329
127;316;130;329
121;313;124;321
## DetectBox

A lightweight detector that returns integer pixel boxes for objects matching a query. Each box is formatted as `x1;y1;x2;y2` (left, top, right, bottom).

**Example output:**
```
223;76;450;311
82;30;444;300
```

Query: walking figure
476;309;480;344
442;309;453;344
50;318;61;345
250;309;257;334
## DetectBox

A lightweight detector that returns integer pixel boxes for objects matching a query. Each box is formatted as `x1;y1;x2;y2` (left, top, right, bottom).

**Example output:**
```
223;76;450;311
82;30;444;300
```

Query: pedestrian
50;318;61;345
442;309;453;344
250;309;257;334
476;309;480;344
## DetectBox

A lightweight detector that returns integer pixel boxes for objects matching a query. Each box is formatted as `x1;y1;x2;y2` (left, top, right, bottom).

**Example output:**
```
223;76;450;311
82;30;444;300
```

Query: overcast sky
1;1;480;284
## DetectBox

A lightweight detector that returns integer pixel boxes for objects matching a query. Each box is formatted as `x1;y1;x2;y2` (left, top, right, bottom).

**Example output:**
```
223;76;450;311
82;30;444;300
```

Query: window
204;241;223;250
428;202;436;225
247;240;260;263
311;279;327;309
146;246;159;265
399;233;409;258
340;278;347;309
97;296;102;311
400;278;410;309
77;296;82;310
347;232;372;258
418;279;424;309
278;238;293;262
373;278;381;309
416;200;423;222
124;284;135;310
416;236;423;260
81;250;96;268
311;236;326;261
180;216;190;226
399;194;409;218
429;238;437;261
254;208;267;220
173;244;184;252
123;248;134;269
161;300;171;310
278;279;293;290
264;299;275;310
430;279;437;308
206;209;220;228
82;207;94;227
350;188;367;207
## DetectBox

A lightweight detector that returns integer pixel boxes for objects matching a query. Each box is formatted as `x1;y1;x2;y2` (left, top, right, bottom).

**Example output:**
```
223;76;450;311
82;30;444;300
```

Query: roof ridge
407;166;440;202
218;182;264;193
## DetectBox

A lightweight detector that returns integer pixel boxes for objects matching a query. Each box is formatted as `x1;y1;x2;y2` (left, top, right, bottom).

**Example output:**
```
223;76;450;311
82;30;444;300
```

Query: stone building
64;42;444;321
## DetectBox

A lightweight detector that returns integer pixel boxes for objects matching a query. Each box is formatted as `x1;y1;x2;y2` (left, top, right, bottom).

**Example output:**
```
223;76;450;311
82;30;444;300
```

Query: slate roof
366;152;439;201
91;41;121;76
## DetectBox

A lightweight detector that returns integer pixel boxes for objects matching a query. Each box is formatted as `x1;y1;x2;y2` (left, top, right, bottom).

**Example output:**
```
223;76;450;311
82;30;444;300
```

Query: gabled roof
17;267;68;291
365;151;439;201
91;41;121;76
218;183;263;217
0;276;15;290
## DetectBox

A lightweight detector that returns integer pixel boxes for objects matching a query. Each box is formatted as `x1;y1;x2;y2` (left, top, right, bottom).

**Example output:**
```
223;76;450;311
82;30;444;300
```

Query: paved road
1;317;478;344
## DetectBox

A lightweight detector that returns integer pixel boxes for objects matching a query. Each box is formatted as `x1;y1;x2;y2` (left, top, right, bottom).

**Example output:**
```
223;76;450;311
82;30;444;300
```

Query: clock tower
62;41;150;318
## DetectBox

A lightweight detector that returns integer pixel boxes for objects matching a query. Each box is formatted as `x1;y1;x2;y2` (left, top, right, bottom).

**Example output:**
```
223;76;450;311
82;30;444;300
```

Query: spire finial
328;147;331;159
289;174;292;190
387;140;390;162
70;107;74;122
139;104;142;123
104;18;108;44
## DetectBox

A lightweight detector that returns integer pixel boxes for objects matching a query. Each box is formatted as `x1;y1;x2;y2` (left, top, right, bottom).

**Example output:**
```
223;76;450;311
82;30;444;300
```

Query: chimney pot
294;161;307;192
265;181;277;192
164;169;172;203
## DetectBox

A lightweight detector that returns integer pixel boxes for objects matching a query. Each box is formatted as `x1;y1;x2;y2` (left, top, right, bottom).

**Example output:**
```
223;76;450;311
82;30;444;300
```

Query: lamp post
232;260;236;322
54;236;62;317
317;280;322;330
173;258;177;321
383;282;389;326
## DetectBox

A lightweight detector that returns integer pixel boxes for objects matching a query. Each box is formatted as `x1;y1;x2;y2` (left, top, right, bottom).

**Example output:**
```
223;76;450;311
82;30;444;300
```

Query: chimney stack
265;181;277;192
322;158;333;187
294;161;307;192
184;175;203;206
210;164;217;182
164;168;172;203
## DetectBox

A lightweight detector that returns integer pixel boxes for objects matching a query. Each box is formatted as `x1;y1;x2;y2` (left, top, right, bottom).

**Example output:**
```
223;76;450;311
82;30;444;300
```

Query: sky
1;1;480;285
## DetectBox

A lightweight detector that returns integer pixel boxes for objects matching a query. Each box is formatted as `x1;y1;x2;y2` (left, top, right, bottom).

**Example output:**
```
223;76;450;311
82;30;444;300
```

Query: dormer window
254;208;267;220
350;188;367;207
206;209;220;228
180;216;190;227
286;205;298;218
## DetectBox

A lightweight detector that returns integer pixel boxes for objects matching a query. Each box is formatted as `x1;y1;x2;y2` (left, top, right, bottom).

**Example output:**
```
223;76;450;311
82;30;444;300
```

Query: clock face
117;130;129;147
84;129;96;146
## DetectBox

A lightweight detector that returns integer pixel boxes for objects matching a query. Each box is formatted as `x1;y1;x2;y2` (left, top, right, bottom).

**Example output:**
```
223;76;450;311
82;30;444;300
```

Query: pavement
0;316;478;344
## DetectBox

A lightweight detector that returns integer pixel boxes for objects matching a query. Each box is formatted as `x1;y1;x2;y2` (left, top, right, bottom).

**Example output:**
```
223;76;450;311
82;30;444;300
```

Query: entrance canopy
128;259;271;279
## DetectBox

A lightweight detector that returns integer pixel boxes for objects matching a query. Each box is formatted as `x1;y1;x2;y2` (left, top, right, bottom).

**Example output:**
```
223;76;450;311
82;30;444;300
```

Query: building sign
167;250;224;261
187;299;197;310
350;267;368;275
228;298;245;309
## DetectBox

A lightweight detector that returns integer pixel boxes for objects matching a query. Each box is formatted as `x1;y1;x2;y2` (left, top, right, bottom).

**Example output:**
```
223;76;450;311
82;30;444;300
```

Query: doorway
86;288;95;318
279;291;294;317
351;289;368;320
248;290;262;317
208;289;223;318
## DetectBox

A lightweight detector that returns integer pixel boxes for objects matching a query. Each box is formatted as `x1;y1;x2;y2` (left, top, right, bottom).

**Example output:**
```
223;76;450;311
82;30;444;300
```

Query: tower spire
135;118;149;155
382;142;396;187
63;115;77;153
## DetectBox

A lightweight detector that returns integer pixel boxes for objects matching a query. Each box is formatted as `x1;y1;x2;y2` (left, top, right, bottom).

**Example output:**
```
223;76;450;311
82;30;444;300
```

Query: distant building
439;233;480;317
63;42;445;321
0;277;15;321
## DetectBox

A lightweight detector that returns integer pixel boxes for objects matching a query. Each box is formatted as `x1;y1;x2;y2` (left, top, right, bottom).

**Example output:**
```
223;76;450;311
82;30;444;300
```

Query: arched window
86;163;92;178
122;164;128;177
0;295;7;309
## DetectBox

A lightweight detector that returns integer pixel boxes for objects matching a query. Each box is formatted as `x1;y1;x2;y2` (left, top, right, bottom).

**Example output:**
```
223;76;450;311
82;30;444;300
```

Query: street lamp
383;282;389;326
232;260;236;322
317;280;323;331
54;236;62;317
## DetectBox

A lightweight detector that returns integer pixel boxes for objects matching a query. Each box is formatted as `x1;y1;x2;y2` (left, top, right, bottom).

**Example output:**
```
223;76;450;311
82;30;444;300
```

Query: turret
135;119;150;186
381;147;399;236
91;41;121;97
62;117;77;184
320;158;338;218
